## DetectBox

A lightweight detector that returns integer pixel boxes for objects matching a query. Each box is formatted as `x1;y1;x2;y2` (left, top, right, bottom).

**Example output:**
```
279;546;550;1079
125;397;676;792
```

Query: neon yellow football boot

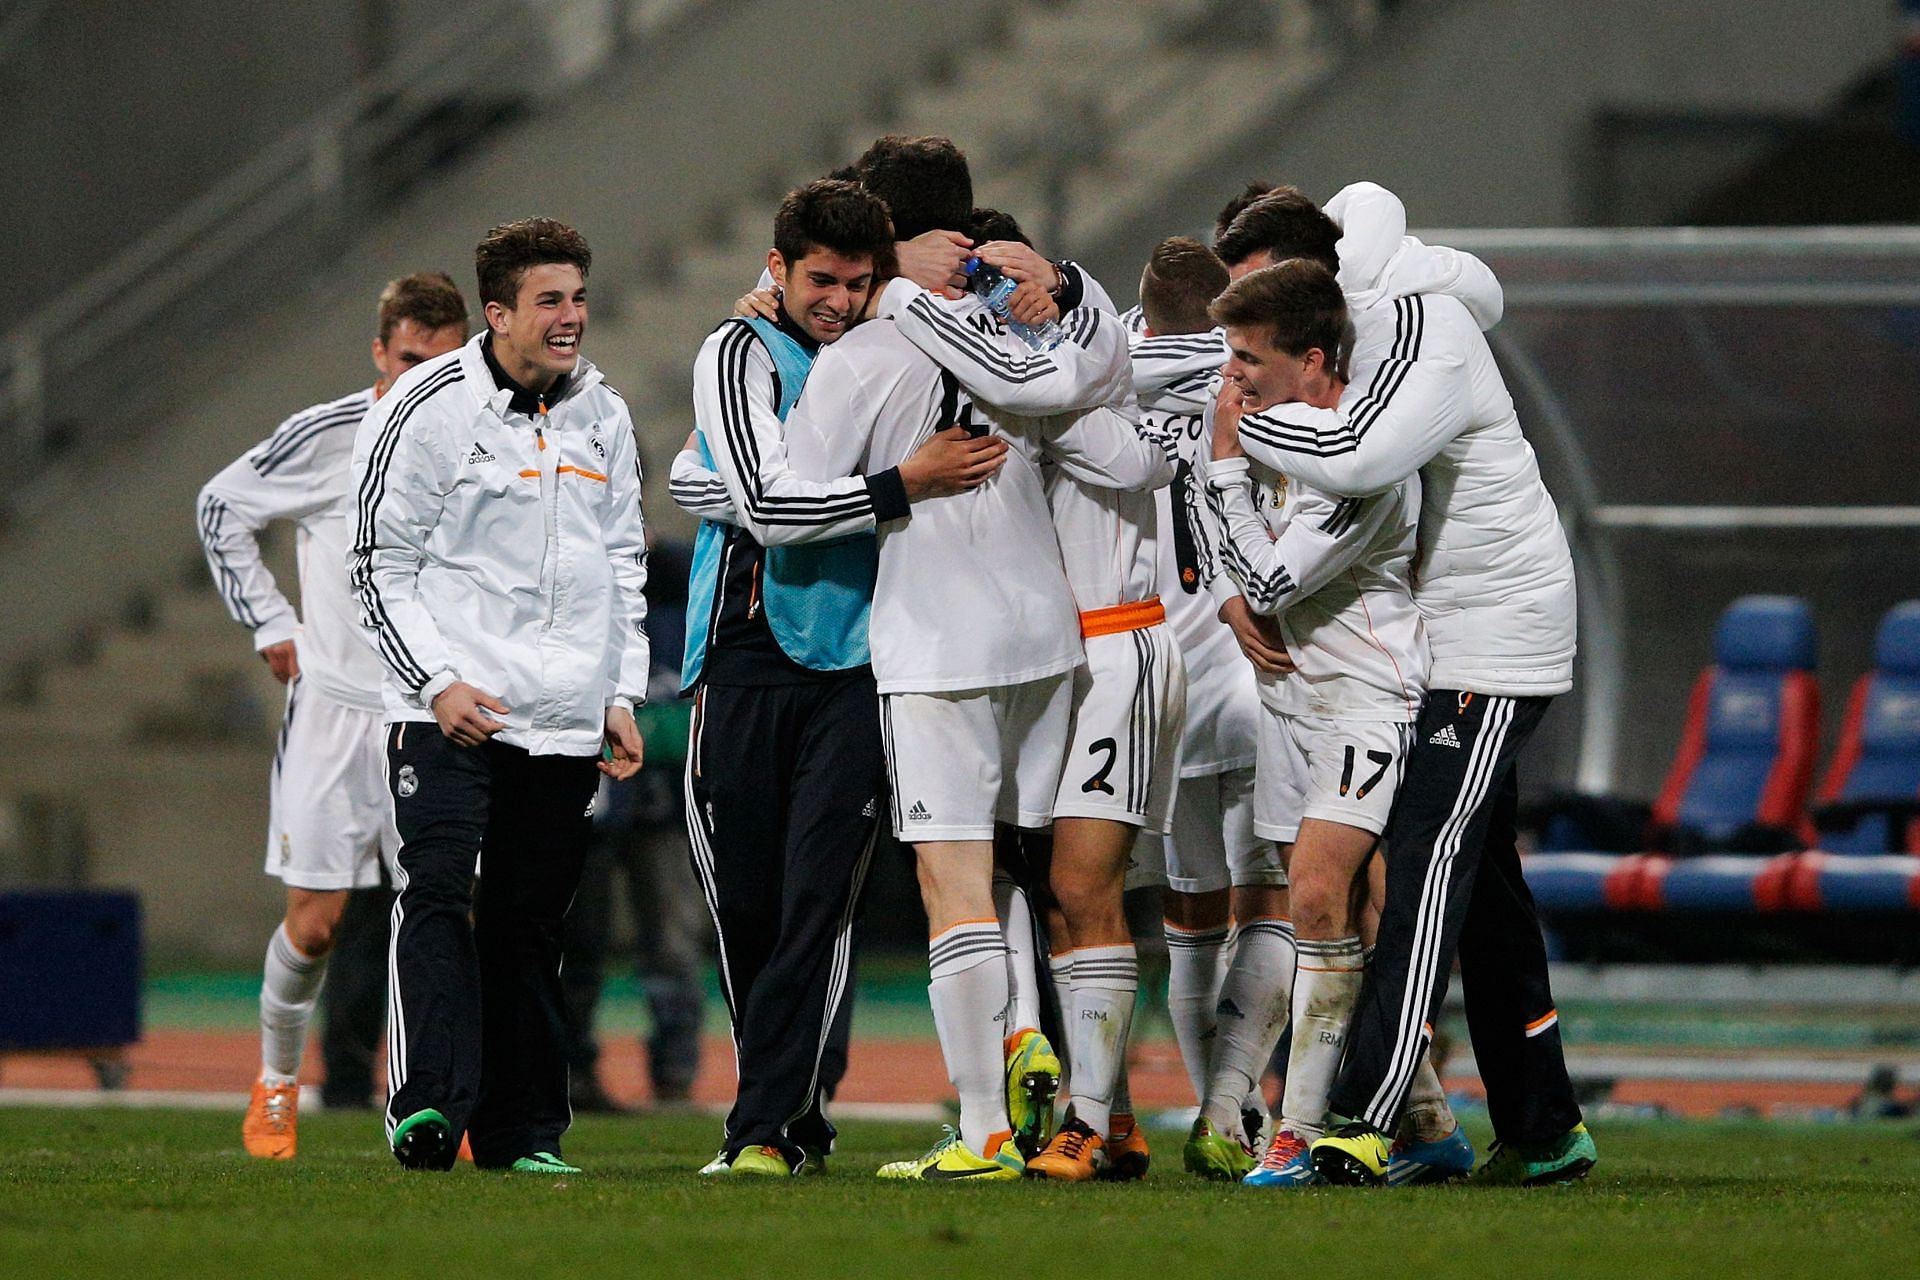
876;1126;1024;1182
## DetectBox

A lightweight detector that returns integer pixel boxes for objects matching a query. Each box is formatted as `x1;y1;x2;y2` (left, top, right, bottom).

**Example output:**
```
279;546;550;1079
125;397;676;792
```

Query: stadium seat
1648;596;1821;853
1534;596;1821;854
1806;601;1920;854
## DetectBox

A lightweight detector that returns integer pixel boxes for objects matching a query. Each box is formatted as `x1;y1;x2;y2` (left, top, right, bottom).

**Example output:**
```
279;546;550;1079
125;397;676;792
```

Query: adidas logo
1216;997;1244;1020
467;442;496;464
861;796;879;820
1428;724;1463;749
906;801;932;823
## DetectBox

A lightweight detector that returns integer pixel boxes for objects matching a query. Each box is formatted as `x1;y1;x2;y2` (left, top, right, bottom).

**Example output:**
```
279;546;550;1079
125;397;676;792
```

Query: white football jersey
1132;334;1259;776
197;387;384;713
784;320;1081;693
1205;450;1427;723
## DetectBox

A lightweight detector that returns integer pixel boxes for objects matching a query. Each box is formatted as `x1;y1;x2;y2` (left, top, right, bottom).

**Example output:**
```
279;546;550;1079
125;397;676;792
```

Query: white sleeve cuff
1205;457;1251;487
417;670;458;707
251;616;299;650
608;695;639;715
1207;574;1244;613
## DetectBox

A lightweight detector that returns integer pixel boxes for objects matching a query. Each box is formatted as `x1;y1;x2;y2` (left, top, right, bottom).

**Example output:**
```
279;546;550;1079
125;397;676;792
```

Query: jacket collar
460;332;603;420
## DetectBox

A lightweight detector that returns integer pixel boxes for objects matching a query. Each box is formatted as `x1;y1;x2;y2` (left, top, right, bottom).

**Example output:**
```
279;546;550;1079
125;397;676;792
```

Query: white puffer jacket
1235;182;1577;697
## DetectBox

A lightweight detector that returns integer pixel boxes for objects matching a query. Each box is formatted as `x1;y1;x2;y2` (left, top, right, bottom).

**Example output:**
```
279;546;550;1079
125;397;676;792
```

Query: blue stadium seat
1650;596;1821;854
1808;601;1920;854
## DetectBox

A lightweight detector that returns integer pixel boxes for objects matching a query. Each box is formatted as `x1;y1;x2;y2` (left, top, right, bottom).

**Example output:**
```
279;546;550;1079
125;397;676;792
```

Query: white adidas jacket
1234;182;1577;698
349;334;650;755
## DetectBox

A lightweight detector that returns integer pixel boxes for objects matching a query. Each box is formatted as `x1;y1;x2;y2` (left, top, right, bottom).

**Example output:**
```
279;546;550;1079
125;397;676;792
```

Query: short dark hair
1213;181;1277;244
1139;237;1227;336
376;272;468;343
773;179;895;269
474;218;592;310
967;206;1028;247
853;134;973;242
1210;258;1353;379
1213;187;1341;273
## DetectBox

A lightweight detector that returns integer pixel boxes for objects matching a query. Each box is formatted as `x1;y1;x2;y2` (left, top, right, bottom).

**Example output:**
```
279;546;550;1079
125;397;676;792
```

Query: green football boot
1472;1123;1598;1186
1183;1116;1256;1181
509;1151;581;1175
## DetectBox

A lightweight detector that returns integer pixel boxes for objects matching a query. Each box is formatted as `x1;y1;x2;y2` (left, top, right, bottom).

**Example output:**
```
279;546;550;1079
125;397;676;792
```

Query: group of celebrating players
201;129;1598;1188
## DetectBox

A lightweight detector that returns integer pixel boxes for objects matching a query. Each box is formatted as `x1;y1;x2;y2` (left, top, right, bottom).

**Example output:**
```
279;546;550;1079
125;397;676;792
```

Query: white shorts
266;679;396;891
1052;625;1185;834
1253;712;1413;844
1164;765;1286;894
883;673;1072;842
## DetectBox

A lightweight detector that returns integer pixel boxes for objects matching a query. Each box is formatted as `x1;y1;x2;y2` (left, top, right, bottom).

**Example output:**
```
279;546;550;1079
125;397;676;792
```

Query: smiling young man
1216;185;1592;1188
673;179;1006;1178
1202;259;1442;1186
350;218;649;1175
198;272;468;1160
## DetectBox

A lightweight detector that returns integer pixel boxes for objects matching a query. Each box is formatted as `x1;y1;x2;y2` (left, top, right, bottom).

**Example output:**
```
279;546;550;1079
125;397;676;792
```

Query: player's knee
283;907;342;957
1286;874;1346;937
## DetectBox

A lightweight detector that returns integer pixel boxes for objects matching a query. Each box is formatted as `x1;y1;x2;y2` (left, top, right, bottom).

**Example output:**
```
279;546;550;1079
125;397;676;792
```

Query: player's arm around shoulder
1237;294;1474;497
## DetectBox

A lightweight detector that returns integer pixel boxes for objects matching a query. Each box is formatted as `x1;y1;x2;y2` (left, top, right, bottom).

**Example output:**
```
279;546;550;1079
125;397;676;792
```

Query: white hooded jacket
1235;182;1577;698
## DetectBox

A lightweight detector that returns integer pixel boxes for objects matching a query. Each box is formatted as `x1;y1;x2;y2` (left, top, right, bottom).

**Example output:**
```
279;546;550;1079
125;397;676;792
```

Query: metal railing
1431;227;1920;794
0;1;530;482
0;0;700;512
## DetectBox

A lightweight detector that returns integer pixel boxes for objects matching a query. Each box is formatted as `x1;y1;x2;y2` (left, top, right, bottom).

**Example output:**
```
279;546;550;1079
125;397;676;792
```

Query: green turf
2;1110;1917;1278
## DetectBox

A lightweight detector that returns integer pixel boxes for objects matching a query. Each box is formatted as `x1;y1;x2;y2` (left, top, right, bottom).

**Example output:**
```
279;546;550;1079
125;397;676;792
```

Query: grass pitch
2;1109;1916;1279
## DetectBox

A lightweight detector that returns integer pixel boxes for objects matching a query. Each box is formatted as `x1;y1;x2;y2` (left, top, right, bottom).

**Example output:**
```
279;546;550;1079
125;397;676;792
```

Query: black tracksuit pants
1328;691;1583;1146
383;724;599;1167
685;676;884;1165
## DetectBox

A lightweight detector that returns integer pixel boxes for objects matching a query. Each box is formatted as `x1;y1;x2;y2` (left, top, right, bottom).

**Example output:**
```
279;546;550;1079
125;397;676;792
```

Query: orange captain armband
1079;597;1165;639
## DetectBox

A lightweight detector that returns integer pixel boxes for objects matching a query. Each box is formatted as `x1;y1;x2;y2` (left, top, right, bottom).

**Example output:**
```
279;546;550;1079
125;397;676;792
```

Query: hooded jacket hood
1325;182;1504;331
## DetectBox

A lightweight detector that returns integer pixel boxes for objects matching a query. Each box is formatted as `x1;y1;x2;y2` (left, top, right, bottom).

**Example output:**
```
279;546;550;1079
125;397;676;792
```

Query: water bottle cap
962;256;983;277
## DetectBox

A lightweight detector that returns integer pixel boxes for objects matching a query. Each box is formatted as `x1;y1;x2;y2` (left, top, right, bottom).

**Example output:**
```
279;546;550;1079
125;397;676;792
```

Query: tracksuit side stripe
1363;696;1514;1127
350;365;462;692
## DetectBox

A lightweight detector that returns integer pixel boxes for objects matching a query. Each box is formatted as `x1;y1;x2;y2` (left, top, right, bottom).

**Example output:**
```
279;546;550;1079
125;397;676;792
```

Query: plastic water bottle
965;257;1063;352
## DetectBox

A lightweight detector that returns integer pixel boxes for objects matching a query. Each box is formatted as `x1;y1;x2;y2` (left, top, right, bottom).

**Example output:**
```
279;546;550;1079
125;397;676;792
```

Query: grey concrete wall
0;0;1005;964
1084;0;1896;287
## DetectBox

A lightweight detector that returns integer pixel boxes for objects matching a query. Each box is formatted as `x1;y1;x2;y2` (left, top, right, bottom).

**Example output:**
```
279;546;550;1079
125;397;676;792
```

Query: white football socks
1280;935;1364;1139
1047;953;1075;1079
259;922;326;1084
993;872;1045;1037
1065;943;1137;1137
1164;920;1230;1105
1200;916;1295;1135
928;921;1013;1155
1402;1054;1459;1144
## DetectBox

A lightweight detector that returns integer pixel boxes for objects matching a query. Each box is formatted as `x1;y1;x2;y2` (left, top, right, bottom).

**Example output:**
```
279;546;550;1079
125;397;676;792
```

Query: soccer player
784;143;1140;1183
1203;258;1432;1186
675;178;1005;1178
1216;184;1595;1186
889;207;1180;1182
197;272;468;1159
351;218;649;1174
1122;238;1297;1179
